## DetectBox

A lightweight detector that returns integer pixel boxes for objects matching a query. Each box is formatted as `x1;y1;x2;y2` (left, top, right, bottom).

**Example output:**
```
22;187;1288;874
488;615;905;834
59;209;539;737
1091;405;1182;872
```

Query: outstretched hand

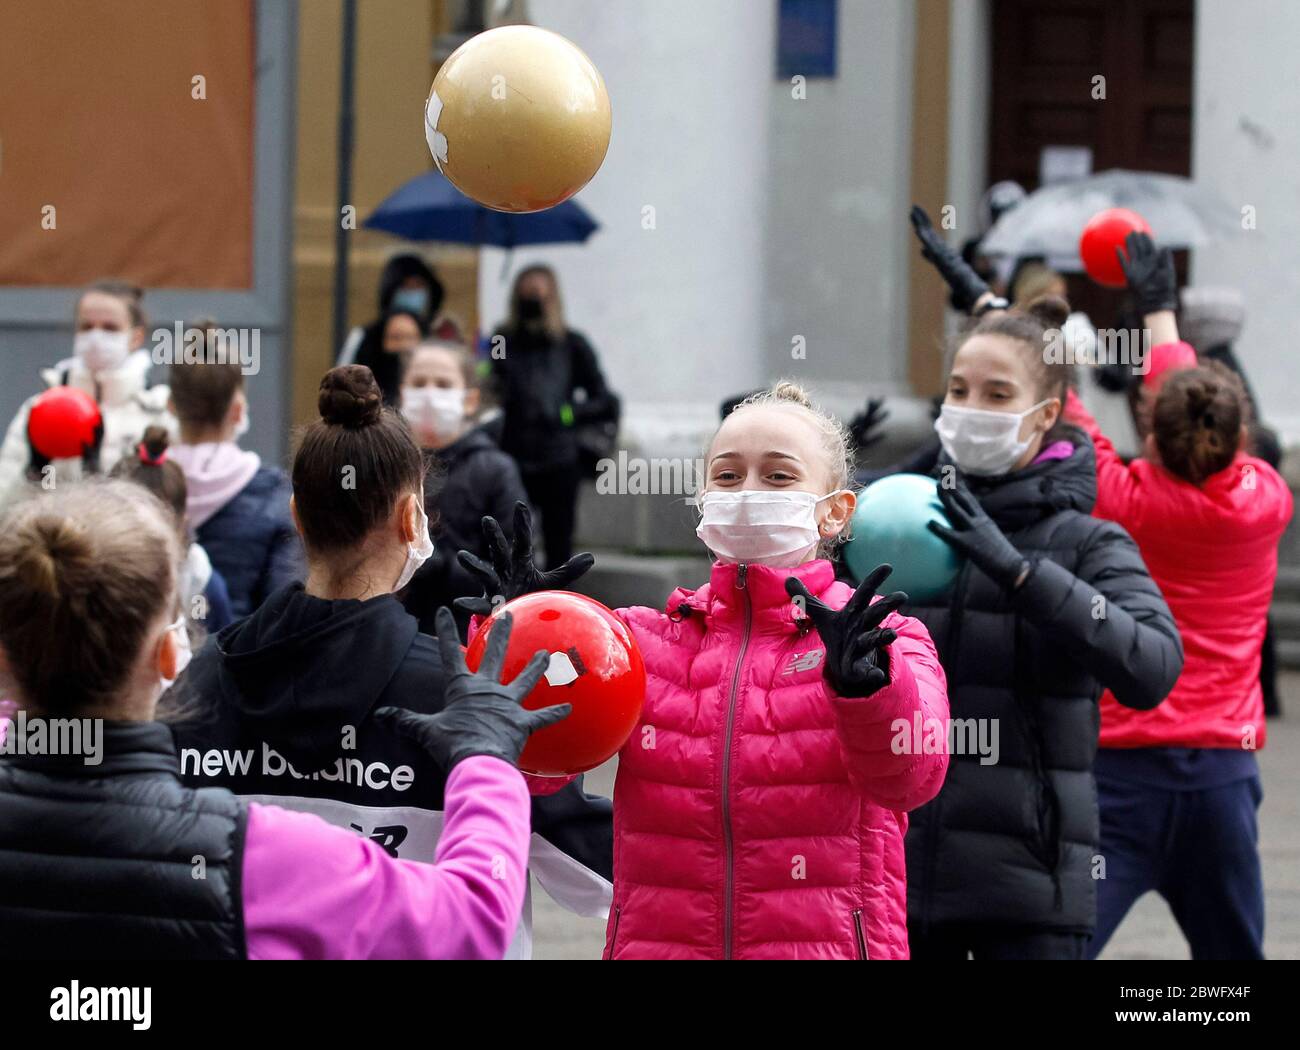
910;204;991;314
848;396;890;452
375;606;570;772
785;565;906;699
1117;230;1178;318
454;501;595;617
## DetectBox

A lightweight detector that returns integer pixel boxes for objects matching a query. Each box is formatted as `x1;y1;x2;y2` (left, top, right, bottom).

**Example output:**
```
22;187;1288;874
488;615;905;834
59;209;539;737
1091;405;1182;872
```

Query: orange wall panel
0;0;254;288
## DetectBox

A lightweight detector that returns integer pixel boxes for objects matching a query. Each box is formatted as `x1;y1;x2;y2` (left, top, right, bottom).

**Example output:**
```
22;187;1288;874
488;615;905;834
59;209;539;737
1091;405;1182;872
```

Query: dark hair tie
137;442;167;466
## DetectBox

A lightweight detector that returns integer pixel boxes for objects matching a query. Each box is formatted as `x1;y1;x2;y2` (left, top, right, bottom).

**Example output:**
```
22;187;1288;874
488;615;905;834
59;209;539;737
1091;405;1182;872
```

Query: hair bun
138;425;171;464
14;514;90;599
768;380;814;409
1024;295;1071;329
319;365;383;428
1184;380;1216;419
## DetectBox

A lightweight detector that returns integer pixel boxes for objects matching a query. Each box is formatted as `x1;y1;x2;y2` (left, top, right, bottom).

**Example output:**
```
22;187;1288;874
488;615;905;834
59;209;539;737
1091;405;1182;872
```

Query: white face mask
74;329;131;374
394;495;434;591
158;616;192;694
695;489;844;568
934;399;1051;477
402;386;465;439
232;400;250;441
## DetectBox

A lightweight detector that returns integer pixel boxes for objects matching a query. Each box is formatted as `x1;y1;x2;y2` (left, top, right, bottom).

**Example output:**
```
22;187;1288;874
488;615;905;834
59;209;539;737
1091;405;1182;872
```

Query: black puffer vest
0;719;247;959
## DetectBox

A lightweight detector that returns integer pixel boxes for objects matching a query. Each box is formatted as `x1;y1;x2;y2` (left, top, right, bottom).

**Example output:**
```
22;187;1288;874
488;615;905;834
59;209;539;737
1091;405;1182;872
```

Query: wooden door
988;0;1195;327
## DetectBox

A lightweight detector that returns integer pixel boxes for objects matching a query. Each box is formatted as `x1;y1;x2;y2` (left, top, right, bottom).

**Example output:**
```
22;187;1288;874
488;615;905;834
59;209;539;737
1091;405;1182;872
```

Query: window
776;0;837;79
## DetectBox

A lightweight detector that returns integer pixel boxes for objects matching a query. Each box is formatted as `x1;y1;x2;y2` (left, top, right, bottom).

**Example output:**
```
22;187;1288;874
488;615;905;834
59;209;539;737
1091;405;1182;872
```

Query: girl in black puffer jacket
397;340;529;638
900;297;1184;960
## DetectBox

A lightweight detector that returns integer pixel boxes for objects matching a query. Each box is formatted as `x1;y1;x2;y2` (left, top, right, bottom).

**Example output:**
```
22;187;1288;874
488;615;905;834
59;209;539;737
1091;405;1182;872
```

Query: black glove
848;397;890;452
25;414;103;481
454;501;595;617
374;606;570;771
83;416;104;474
927;479;1031;590
785;564;906;699
910;204;991;313
1118;231;1178;318
24;440;50;483
1093;360;1134;394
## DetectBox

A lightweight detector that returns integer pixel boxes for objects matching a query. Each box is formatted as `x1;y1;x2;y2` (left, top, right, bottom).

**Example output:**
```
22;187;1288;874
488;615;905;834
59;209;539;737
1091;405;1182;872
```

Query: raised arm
909;205;1003;316
1064;232;1197;524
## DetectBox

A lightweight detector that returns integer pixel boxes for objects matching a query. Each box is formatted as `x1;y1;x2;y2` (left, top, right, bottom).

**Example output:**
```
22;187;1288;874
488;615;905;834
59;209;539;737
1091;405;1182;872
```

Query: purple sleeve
241;756;531;960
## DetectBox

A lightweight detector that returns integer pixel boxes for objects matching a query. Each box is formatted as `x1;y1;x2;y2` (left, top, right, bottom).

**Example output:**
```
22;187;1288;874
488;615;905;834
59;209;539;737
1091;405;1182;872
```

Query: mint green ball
844;473;961;602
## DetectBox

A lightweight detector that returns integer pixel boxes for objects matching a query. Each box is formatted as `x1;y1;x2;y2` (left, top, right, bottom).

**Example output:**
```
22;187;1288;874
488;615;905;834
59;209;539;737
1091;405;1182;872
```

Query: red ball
27;387;102;460
1079;208;1153;288
465;591;645;776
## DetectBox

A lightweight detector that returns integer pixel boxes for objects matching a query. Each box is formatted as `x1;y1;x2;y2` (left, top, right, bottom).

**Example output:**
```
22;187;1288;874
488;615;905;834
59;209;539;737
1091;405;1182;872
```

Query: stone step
1277;511;1300;567
571;550;714;613
1271;600;1300;639
1275;565;1300;598
1277;638;1300;671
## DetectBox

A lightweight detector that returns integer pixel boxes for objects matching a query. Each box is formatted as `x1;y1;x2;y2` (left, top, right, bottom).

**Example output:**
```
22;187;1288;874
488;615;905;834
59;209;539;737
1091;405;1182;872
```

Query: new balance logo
783;649;824;674
350;823;409;857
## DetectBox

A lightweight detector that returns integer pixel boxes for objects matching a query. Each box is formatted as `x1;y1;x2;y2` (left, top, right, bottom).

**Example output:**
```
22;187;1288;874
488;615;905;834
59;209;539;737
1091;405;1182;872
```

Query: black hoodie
174;582;613;956
338;254;446;405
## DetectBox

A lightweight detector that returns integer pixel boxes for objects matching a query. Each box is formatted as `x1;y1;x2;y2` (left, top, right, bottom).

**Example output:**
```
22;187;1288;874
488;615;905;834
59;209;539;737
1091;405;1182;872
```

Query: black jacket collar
938;425;1098;531
1;718;178;778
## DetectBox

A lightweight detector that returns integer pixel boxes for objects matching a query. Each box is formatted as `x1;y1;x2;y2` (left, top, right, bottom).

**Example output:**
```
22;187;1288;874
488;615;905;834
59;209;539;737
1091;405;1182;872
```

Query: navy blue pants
1088;772;1265;959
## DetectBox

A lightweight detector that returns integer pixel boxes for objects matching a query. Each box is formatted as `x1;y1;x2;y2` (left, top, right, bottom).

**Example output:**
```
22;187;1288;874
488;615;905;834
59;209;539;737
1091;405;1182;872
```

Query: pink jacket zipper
721;562;752;959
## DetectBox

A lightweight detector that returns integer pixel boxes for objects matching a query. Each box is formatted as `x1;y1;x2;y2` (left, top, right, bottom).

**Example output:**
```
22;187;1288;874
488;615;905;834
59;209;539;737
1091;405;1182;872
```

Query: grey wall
0;0;298;467
479;0;778;461
1191;0;1300;445
762;0;916;400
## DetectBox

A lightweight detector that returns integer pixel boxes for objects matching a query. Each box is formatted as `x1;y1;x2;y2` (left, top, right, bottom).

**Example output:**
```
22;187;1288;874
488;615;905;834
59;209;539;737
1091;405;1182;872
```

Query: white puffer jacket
0;350;176;509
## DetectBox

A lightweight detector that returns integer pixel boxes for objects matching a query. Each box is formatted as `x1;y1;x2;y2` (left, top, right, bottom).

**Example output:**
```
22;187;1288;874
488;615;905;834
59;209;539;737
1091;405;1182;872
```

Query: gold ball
425;26;612;214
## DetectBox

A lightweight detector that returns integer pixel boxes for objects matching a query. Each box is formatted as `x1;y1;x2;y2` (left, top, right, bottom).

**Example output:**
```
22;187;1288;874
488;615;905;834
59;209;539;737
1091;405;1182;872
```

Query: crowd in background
0;196;1290;959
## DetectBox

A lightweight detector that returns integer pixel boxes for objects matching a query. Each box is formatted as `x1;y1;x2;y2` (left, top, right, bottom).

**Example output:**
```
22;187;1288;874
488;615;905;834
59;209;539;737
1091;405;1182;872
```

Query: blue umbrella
364;170;599;247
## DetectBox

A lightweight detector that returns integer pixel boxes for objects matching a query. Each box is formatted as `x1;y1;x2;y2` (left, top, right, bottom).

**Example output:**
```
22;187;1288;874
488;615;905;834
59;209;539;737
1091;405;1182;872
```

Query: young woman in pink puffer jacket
461;382;950;959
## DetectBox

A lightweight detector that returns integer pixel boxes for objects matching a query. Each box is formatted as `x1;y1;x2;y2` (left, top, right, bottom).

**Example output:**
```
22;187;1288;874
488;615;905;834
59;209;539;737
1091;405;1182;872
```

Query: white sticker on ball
544;651;579;688
425;90;448;167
